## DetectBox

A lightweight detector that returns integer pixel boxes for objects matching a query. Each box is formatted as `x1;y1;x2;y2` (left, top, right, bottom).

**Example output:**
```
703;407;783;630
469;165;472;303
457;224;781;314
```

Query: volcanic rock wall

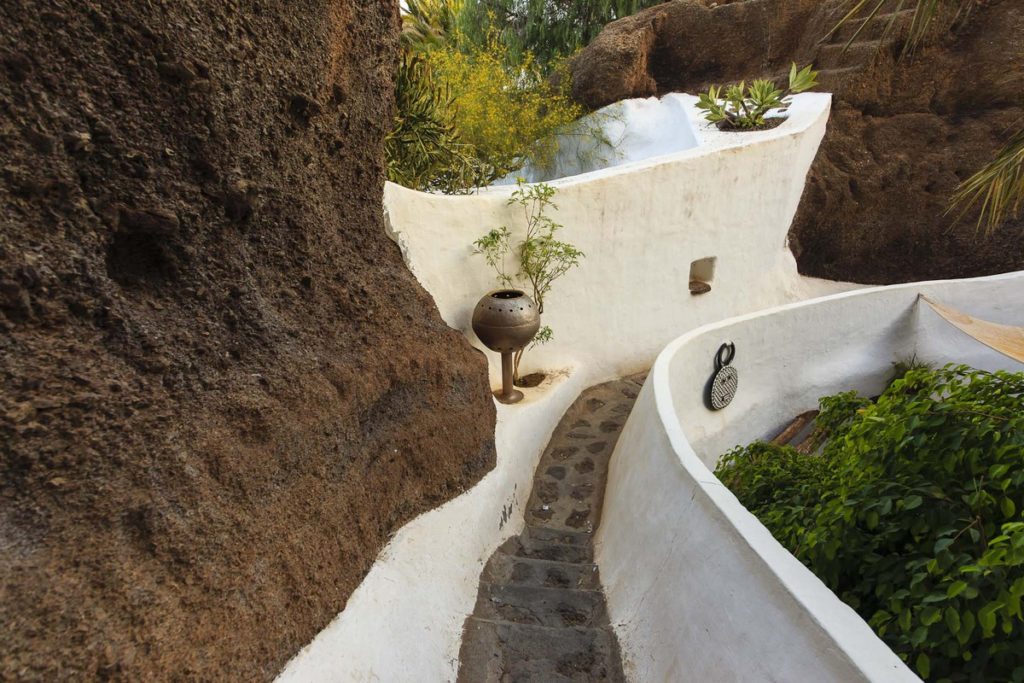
0;1;495;679
571;0;1024;284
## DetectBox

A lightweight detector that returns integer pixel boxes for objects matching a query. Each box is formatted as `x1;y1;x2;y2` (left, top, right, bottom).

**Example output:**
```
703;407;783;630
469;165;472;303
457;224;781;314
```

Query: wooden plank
770;410;819;446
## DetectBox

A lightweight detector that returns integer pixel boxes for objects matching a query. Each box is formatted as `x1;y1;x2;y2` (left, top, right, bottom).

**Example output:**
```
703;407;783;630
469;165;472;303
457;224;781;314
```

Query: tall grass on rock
826;0;976;57
950;128;1024;234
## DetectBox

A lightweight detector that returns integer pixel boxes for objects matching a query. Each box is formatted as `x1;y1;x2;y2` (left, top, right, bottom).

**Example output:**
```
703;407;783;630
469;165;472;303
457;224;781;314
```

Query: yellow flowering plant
425;33;583;185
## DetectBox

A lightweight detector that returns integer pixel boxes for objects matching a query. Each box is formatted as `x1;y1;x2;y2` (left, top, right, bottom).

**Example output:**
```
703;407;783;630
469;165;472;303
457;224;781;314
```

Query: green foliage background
458;0;665;69
386;53;490;194
716;366;1024;681
388;0;598;193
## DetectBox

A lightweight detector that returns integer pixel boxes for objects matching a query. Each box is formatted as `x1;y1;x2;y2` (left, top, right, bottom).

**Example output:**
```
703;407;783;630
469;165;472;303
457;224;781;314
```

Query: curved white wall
597;272;1024;682
386;93;849;389
279;93;854;682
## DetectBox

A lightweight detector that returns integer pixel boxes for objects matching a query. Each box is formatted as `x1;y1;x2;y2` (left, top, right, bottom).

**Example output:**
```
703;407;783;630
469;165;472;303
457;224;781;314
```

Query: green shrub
696;63;818;130
716;365;1024;681
400;0;463;52
388;22;585;193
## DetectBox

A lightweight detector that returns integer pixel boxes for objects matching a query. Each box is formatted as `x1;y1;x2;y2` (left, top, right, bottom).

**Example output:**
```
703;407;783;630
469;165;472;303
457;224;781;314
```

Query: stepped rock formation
0;0;495;679
571;0;1024;284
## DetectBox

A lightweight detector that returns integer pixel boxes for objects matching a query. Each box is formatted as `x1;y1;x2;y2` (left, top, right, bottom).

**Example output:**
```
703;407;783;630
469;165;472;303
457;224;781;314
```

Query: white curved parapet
279;92;852;682
597;272;1024;682
386;92;848;389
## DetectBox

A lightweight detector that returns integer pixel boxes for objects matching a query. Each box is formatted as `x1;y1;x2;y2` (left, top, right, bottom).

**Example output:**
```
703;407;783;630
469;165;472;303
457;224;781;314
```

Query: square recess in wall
689;256;716;295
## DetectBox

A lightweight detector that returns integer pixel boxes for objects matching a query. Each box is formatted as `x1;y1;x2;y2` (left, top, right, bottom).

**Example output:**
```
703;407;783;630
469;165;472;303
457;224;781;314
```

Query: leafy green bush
388;18;585;193
696;64;818;130
716;365;1024;681
473;180;583;380
400;0;462;52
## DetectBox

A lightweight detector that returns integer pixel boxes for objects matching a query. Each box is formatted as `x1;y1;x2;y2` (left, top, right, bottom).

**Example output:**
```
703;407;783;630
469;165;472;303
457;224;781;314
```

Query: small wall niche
689;256;716;295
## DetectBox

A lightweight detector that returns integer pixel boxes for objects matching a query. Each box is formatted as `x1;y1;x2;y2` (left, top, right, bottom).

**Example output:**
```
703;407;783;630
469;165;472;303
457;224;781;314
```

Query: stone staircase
456;374;647;682
809;0;917;91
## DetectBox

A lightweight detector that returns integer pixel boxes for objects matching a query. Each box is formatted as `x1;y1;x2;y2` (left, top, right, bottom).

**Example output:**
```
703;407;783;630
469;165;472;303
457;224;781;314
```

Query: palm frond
949;128;1024;234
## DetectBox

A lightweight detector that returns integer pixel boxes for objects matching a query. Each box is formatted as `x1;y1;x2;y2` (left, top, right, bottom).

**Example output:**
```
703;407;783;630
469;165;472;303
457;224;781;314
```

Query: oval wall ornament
708;342;738;411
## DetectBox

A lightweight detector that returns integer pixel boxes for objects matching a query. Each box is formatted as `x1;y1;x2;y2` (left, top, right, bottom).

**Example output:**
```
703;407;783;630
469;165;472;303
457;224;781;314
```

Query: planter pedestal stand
496;351;523;404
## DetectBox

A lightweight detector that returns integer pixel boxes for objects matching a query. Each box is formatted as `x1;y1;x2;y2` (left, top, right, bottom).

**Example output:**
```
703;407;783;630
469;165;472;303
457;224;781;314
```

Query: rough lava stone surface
0;0;496;679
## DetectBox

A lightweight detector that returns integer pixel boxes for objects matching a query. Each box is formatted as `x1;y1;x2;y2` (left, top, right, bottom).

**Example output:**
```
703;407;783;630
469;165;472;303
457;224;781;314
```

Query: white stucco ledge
598;271;1024;682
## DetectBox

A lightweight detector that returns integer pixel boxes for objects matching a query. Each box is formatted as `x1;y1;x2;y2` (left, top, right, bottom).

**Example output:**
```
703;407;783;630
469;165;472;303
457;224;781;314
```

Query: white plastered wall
278;93;864;682
597;272;1024;682
384;93;850;387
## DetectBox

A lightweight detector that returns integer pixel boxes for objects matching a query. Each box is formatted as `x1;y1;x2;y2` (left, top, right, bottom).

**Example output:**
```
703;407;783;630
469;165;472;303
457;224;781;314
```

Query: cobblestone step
497;534;594;564
457;618;623;683
523;525;593;547
474;582;609;628
481;552;601;591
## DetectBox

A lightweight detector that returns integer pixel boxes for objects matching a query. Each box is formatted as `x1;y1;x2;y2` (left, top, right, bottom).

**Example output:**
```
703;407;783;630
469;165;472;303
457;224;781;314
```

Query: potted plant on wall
471;179;583;402
696;63;818;131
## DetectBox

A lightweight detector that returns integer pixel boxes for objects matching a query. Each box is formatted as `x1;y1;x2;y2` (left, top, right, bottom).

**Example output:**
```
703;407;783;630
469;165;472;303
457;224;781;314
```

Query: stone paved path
457;373;647;682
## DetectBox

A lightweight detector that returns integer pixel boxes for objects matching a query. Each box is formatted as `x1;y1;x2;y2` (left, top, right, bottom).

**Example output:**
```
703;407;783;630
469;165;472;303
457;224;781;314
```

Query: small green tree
473;180;583;381
696;64;818;130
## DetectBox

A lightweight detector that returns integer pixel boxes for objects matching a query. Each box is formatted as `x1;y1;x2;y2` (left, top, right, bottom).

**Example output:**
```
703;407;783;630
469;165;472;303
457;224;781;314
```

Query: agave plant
696;64;818;130
949;127;1024;234
825;0;975;58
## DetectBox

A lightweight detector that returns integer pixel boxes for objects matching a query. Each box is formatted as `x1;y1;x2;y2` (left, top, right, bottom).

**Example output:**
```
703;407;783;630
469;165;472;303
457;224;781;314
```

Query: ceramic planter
471;289;541;404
